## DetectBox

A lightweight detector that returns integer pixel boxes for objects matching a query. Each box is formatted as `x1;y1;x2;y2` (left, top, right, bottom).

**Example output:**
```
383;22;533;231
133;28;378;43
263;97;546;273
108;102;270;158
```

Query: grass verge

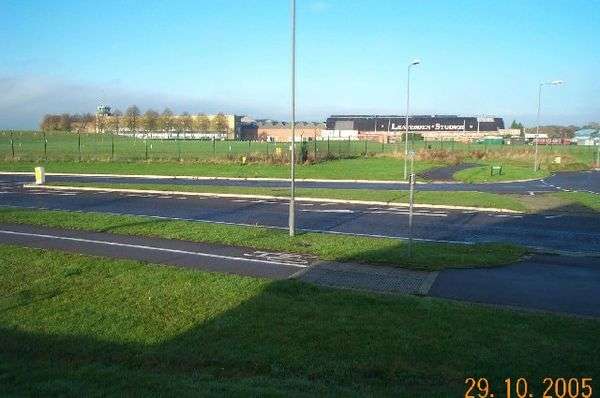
45;181;528;211
453;164;550;183
1;245;598;396
0;207;525;271
0;158;442;180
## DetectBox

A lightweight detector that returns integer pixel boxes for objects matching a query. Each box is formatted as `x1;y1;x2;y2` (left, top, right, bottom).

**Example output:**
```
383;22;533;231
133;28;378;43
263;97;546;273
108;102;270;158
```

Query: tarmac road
0;174;599;253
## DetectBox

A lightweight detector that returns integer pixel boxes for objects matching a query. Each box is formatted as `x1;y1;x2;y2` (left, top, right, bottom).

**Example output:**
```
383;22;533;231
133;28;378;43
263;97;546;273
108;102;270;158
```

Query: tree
110;109;122;132
159;108;174;131
195;113;210;132
180;112;193;132
125;105;141;132
59;113;73;132
212;112;229;132
40;114;58;131
96;114;107;133
142;109;159;131
79;113;94;132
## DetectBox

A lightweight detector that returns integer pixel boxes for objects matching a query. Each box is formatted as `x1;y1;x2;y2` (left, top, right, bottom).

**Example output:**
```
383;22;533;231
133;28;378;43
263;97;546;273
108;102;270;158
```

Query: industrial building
324;115;508;143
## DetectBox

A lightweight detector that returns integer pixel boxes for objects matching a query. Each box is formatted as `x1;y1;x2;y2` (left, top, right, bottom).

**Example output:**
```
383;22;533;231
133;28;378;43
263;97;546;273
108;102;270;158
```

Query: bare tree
195;113;210;132
159;108;174;132
212;112;229;133
110;109;122;133
180;112;193;132
125;105;141;132
143;109;159;131
79;113;94;132
59;113;73;132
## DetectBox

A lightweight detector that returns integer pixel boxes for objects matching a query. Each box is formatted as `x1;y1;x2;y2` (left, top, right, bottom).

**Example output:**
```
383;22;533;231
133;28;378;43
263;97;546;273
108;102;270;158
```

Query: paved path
418;163;480;181
1;175;599;253
1;223;598;317
431;254;600;317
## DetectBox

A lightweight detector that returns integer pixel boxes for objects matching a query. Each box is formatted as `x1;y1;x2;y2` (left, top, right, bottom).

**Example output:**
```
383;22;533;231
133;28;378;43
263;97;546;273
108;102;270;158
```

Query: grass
0;157;441;180
0;207;526;271
45;181;529;211
515;191;600;213
453;163;550;183
1;245;598;396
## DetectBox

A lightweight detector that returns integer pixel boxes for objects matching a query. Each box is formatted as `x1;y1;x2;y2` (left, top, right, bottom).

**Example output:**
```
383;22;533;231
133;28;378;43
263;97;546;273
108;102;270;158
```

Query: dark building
326;115;504;133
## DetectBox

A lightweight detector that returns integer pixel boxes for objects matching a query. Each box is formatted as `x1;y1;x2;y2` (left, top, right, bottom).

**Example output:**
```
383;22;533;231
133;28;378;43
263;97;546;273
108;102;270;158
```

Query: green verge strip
0;207;525;271
0;245;598;396
453;164;551;183
44;181;528;212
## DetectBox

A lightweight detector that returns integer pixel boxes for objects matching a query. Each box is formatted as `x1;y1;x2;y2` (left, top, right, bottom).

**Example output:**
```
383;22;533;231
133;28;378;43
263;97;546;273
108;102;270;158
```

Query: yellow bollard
34;167;45;185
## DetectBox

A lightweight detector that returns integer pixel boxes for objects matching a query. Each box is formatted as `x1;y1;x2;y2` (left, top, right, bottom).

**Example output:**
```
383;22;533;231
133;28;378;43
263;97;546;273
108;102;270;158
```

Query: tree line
41;106;230;133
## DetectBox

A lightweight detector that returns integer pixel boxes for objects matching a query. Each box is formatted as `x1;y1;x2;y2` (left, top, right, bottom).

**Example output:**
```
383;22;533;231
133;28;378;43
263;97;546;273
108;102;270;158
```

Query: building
325;115;505;143
573;129;599;146
240;119;326;142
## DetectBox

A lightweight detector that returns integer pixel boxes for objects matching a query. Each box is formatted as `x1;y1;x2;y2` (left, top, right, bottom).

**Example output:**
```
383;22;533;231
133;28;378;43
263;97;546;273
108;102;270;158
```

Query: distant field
1;131;596;167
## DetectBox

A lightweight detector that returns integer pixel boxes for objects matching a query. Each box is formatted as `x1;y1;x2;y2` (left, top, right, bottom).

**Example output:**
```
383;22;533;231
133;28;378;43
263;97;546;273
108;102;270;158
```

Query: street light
403;59;420;180
289;0;297;237
534;80;563;172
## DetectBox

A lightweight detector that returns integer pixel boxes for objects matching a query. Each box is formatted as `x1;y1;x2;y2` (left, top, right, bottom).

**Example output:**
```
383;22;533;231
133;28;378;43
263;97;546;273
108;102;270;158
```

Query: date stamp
465;377;593;398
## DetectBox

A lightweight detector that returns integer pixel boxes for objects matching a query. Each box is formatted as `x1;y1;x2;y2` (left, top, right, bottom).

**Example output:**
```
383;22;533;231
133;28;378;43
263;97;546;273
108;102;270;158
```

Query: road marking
369;210;447;217
300;209;354;214
0;229;309;268
545;215;564;219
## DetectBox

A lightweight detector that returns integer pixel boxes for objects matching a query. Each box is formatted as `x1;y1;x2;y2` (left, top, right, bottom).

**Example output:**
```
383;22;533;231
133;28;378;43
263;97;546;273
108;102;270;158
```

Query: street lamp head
550;80;564;85
410;59;421;66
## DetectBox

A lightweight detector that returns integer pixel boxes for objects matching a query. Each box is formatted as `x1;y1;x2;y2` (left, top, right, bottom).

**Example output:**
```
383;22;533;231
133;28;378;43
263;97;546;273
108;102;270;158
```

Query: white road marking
369;210;447;217
545;215;564;219
300;209;354;214
0;229;308;268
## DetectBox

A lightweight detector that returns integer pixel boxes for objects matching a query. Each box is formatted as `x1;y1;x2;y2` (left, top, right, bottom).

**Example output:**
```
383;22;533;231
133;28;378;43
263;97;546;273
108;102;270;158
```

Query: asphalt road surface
0;174;599;253
0;171;591;194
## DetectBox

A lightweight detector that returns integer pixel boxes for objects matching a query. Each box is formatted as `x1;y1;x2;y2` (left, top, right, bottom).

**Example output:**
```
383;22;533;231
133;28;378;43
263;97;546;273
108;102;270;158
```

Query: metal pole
289;0;296;237
534;83;542;172
407;172;416;257
10;130;15;159
78;130;81;161
404;65;411;180
596;140;599;168
43;131;47;160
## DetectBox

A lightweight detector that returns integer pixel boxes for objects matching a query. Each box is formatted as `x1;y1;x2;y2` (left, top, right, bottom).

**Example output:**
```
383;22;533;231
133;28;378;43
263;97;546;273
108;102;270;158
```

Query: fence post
213;138;216;159
78;131;81;161
314;138;317;161
43;131;47;160
266;141;269;158
10;130;15;159
364;139;368;157
145;133;148;161
248;139;251;157
327;137;330;158
111;131;115;161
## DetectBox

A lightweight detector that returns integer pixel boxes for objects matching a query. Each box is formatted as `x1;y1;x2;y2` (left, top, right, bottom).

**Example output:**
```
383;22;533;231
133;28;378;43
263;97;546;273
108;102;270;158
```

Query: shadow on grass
2;276;599;397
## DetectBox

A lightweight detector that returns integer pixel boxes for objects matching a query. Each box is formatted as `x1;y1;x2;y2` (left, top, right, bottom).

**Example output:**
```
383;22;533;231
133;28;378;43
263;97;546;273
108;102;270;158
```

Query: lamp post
289;0;297;237
534;80;563;172
403;59;420;180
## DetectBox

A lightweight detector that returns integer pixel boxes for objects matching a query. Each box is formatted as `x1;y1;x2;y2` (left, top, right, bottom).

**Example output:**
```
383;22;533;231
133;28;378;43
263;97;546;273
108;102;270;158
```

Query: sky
1;0;599;129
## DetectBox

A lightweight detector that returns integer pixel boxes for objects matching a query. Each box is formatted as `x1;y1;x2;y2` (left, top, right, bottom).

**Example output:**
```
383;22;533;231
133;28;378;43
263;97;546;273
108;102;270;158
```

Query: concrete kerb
23;183;523;214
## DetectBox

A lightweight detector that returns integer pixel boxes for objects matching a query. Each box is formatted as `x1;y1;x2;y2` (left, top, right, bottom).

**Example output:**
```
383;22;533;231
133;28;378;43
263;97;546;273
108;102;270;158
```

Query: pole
10;130;15;159
404;65;411;180
596;141;599;168
78;130;81;161
111;131;115;161
534;83;542;172
43;131;47;160
407;172;416;257
288;0;296;237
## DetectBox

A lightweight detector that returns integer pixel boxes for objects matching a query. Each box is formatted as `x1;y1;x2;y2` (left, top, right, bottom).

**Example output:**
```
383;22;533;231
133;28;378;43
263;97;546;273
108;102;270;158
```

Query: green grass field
453;164;550;183
0;207;525;270
1;245;598;396
0;158;442;180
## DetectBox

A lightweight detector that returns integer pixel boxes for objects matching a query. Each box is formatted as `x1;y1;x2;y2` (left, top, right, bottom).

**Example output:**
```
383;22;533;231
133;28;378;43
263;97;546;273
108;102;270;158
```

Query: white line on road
300;209;354;214
0;229;309;268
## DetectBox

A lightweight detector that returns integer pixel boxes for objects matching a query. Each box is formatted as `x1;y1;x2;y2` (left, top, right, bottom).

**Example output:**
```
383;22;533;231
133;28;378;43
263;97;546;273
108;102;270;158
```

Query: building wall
255;127;322;142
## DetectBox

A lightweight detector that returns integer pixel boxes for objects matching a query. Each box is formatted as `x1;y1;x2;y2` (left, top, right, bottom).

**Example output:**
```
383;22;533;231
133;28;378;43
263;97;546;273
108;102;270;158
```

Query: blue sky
1;0;599;128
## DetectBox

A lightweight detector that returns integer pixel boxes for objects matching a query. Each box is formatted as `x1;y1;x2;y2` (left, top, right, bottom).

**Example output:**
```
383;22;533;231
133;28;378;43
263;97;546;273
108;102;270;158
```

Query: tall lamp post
403;59;421;180
289;0;297;236
534;80;563;172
